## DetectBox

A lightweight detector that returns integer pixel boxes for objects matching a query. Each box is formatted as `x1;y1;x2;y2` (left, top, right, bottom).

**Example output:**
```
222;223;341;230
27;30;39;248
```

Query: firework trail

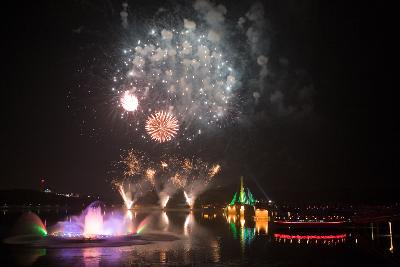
174;157;221;208
113;149;221;209
154;156;183;208
113;149;154;208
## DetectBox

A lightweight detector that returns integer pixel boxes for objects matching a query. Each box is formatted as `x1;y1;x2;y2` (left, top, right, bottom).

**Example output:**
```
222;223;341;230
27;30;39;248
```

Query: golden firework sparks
121;150;142;177
146;168;156;186
208;164;221;177
161;161;168;168
171;173;186;188
183;159;193;172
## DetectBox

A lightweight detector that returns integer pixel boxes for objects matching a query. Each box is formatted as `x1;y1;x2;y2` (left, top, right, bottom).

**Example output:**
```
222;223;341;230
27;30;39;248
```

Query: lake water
1;208;399;266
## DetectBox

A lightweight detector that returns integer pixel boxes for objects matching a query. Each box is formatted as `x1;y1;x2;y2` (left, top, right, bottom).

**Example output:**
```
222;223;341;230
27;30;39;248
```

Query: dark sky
3;1;396;203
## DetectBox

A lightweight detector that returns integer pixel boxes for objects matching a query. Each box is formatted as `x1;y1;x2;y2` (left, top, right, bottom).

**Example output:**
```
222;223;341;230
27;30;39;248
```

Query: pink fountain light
51;203;135;239
83;206;104;238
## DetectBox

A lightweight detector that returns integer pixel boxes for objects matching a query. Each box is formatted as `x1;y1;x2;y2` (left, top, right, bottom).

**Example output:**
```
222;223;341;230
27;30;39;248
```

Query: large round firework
145;111;179;143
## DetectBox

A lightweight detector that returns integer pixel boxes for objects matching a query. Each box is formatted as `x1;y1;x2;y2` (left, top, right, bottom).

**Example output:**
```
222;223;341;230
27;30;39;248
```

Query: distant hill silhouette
0;189;99;208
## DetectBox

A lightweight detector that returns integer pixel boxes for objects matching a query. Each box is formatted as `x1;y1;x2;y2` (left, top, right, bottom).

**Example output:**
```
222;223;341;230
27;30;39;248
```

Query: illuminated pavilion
226;177;257;217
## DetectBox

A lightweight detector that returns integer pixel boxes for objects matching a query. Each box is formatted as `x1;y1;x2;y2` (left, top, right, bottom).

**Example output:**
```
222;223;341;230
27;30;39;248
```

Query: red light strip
274;221;344;224
274;233;346;240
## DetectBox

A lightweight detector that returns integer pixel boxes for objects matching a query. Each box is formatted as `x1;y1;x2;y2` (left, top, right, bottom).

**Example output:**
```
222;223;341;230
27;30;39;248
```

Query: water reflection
223;209;357;248
159;249;167;264
273;233;346;245
225;213;261;250
369;221;396;253
82;247;101;267
210;239;221;263
389;221;394;253
9;248;46;266
161;211;169;231
184;211;194;236
2;210;398;266
255;217;268;234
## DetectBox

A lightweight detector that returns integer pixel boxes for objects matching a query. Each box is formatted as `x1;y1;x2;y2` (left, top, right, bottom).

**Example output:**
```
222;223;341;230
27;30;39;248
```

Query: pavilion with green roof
227;177;257;213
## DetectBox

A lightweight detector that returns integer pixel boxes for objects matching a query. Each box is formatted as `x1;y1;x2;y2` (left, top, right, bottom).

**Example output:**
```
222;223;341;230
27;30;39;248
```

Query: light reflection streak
274;233;347;245
210;239;221;263
255;218;268;234
83;247;102;267
161;211;169;231
184;212;194;236
389;221;394;253
274;233;346;240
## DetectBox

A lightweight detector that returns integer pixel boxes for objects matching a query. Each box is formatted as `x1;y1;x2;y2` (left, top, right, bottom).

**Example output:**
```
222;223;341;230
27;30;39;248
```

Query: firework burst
145;168;156;186
171;173;187;188
120;149;143;177
120;90;139;112
145;111;179;143
208;164;221;178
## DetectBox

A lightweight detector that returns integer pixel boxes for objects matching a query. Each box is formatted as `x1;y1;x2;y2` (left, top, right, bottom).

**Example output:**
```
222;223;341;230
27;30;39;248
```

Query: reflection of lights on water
274;233;346;240
227;214;236;224
389;221;394;253
371;222;374;240
184;212;194;236
83;248;102;267
161;212;169;231
255;218;268;234
159;250;167;263
272;233;347;246
210;239;221;263
227;205;236;214
240;216;245;228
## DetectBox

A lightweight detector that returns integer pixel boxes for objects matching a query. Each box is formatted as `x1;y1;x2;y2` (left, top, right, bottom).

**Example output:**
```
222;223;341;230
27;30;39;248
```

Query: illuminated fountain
83;206;104;237
4;202;180;248
52;202;133;238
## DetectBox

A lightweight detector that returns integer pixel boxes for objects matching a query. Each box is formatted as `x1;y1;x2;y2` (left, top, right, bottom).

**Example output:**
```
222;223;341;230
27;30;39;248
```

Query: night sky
3;1;396;203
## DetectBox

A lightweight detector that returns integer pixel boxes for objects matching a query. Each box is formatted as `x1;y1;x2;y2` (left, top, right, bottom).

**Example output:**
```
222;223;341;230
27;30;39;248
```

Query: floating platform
4;232;180;248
